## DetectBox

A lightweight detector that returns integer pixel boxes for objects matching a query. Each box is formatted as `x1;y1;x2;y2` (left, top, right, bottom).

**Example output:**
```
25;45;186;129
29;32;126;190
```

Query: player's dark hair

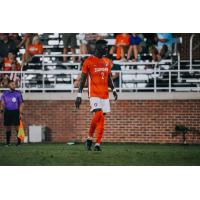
95;39;108;47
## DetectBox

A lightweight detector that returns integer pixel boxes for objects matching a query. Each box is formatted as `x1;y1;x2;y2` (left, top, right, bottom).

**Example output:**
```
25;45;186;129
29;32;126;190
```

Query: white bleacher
1;34;200;93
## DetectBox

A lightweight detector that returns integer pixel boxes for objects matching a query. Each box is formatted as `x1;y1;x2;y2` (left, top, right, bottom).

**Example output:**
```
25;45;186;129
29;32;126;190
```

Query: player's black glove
113;89;118;101
75;93;82;109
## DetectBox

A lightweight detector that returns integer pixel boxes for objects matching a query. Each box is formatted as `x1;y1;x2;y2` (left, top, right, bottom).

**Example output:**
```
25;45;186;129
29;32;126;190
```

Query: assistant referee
0;80;24;146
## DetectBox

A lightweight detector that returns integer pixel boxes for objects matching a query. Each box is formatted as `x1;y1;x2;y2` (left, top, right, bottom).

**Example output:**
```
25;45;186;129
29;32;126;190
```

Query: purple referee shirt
1;90;23;110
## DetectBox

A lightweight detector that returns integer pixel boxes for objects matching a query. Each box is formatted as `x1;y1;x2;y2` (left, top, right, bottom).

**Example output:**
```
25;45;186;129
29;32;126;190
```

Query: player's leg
5;126;12;146
70;34;77;62
133;45;139;61
94;112;105;151
63;34;70;62
86;98;102;150
151;46;159;61
94;99;110;151
87;109;104;151
4;109;12;146
88;110;101;138
127;45;133;60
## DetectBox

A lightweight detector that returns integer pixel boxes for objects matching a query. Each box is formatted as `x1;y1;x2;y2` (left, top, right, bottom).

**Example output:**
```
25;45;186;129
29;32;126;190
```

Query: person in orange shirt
109;33;130;61
3;52;21;71
75;40;118;151
1;52;21;87
22;35;43;66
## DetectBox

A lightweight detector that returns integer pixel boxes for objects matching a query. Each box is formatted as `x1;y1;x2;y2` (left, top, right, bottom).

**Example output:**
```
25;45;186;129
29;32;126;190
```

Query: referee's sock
6;131;11;145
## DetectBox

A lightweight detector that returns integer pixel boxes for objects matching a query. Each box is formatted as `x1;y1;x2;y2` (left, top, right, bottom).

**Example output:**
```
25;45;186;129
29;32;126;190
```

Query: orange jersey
27;43;43;55
3;58;21;71
116;34;130;46
82;56;112;99
3;58;12;71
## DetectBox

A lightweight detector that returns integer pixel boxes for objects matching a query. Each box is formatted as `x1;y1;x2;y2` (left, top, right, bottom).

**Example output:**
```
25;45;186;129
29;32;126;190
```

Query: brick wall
1;99;200;144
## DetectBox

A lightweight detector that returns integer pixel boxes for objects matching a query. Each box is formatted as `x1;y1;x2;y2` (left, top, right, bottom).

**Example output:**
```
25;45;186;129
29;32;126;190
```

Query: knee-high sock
96;113;105;145
89;111;103;138
6;131;11;145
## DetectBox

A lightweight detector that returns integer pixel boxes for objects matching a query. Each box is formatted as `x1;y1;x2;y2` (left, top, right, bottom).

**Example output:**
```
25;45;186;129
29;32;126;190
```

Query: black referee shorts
4;109;20;126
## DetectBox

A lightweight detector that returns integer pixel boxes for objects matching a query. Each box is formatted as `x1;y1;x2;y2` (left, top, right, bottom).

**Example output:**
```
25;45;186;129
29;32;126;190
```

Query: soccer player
75;40;118;151
0;80;24;146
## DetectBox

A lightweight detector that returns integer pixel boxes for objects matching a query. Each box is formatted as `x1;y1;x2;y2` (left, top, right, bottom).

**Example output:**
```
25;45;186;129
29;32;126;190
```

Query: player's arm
18;92;24;116
75;72;87;109
108;74;118;101
20;102;24;115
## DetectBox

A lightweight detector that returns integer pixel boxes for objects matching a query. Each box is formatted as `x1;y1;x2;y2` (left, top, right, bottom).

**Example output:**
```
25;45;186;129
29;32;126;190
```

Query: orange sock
96;113;105;145
89;111;103;138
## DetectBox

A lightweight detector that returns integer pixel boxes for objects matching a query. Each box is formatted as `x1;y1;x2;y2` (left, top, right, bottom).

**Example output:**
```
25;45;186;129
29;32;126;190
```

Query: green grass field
0;143;200;166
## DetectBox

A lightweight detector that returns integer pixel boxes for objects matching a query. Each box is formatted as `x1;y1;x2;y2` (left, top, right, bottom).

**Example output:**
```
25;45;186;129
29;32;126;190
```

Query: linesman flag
17;116;25;141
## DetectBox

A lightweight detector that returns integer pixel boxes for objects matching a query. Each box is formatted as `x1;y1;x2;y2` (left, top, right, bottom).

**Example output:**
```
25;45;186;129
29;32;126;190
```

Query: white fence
1;68;200;93
1;54;200;93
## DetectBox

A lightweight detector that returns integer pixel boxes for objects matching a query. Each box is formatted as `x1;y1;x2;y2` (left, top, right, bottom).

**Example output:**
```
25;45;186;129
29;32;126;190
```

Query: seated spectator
62;33;77;62
1;52;21;87
9;33;22;49
151;33;173;61
18;33;37;49
0;34;6;67
127;33;142;61
0;33;20;64
2;34;19;54
109;33;130;61
22;35;43;66
78;33;88;55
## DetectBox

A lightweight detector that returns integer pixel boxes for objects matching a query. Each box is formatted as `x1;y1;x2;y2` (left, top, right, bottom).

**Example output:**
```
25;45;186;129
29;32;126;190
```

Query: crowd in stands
0;33;173;88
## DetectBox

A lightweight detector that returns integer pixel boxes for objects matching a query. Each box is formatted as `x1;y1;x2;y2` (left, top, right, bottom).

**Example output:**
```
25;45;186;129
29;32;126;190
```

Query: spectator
62;33;77;62
9;33;22;49
18;33;37;49
0;34;6;68
1;52;21;88
127;33;142;61
78;33;88;55
22;35;43;66
0;34;19;56
151;33;173;61
109;33;130;61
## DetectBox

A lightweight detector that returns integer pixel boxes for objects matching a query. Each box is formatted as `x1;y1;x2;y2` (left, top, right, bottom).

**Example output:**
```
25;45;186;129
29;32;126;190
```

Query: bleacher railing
1;54;200;93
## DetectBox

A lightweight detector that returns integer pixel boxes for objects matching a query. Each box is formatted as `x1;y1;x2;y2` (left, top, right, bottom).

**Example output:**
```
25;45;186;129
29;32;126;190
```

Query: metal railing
1;68;200;93
1;52;199;93
190;34;196;71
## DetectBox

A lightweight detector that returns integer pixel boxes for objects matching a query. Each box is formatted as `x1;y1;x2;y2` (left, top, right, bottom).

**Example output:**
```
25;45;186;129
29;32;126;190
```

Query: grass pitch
0;143;200;166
